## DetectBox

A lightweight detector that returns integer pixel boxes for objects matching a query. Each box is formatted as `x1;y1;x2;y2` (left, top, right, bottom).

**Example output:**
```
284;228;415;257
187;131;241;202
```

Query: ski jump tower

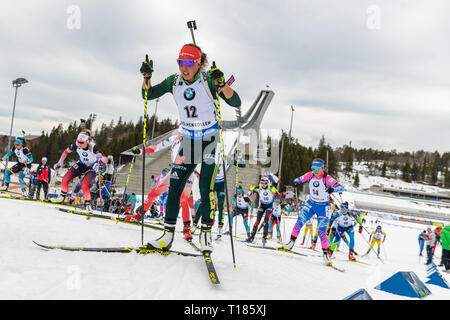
115;89;275;196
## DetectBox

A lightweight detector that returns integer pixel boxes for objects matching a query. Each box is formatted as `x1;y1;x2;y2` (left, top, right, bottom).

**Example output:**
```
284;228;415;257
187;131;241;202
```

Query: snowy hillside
0;196;448;300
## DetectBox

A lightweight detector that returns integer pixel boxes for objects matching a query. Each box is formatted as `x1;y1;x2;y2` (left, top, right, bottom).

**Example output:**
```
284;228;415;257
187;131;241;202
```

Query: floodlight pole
4;78;28;185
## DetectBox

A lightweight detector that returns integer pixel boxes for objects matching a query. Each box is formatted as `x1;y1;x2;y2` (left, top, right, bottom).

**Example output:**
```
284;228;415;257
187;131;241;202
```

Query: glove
54;161;62;170
132;147;141;155
249;185;255;191
326;228;330;236
208;63;225;87
293;179;301;187
93;162;104;172
23;167;30;176
140;59;154;79
358;226;363;234
326;186;334;194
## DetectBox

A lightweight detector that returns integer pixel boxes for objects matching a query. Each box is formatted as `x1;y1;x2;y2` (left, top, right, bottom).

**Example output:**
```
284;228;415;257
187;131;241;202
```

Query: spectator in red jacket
36;157;52;200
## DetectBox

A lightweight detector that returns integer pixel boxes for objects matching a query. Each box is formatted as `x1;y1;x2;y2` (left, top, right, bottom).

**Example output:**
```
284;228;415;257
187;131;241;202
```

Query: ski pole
141;54;152;245
121;155;135;217
97;159;103;209
0;160;28;188
215;90;236;268
234;145;239;239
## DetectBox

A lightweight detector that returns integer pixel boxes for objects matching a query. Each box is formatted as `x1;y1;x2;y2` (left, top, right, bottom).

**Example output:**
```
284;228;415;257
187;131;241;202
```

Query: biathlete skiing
139;43;241;252
1;137;33;195
283;158;344;266
52;129;109;213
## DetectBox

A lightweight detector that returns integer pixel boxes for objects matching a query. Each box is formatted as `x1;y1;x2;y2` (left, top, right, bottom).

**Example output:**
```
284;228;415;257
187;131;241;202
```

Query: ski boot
183;222;193;241
262;235;267;247
323;248;332;266
53;192;66;204
0;183;9;191
217;225;223;239
146;223;176;250
283;236;297;250
190;223;198;235
245;233;255;243
199;223;213;252
348;249;356;261
277;235;282;244
310;240;316;250
328;248;334;258
84;201;94;214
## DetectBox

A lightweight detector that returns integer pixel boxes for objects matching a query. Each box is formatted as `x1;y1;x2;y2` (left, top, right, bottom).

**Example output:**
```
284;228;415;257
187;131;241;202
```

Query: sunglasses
311;167;322;171
177;59;199;67
77;133;90;144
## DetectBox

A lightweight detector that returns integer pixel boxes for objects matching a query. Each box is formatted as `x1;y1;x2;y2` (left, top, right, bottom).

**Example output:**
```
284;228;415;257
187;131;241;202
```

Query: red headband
179;45;202;61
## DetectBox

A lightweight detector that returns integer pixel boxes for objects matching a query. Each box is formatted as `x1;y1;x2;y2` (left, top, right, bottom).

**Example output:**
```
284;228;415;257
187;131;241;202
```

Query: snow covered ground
0;196;448;300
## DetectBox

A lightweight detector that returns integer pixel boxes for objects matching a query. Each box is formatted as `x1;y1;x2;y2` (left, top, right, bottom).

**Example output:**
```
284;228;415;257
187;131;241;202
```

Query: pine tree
381;162;387;177
353;172;360;188
402;161;411;183
343;145;353;177
444;168;450;188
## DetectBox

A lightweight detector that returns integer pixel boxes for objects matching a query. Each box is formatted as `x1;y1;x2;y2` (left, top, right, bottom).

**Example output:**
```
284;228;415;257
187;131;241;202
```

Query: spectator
418;230;427;257
103;155;115;182
124;193;137;215
36;157;52;200
439;225;449;273
101;181;115;213
425;227;437;265
434;226;442;254
28;170;38;199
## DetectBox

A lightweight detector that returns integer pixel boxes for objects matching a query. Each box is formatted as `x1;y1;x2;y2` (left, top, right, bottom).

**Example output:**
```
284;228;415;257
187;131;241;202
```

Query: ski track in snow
0;197;449;300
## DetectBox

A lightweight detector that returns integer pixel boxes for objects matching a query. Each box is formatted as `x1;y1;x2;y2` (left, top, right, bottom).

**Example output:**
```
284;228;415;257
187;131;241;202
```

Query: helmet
341;202;349;210
376;226;382;231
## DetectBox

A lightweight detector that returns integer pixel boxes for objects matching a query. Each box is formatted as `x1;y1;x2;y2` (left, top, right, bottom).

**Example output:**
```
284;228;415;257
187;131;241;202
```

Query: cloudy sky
1;0;449;153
